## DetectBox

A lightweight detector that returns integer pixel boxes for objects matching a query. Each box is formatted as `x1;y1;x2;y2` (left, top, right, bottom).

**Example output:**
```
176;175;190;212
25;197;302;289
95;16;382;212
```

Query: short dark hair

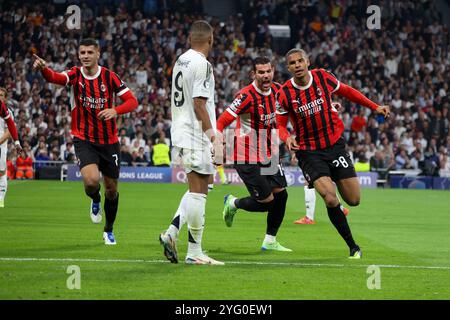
79;38;99;49
190;20;213;44
252;56;272;71
285;48;308;63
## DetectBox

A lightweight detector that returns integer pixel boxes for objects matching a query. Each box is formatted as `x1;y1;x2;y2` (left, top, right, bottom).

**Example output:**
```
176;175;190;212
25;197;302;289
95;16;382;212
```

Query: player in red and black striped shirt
277;49;390;258
216;57;291;252
33;38;138;245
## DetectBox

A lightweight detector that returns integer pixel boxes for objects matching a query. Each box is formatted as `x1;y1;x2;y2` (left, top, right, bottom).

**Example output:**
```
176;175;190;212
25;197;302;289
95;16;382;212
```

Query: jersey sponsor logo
176;59;191;68
331;102;340;113
81;95;108;109
260;112;276;126
293;97;325;117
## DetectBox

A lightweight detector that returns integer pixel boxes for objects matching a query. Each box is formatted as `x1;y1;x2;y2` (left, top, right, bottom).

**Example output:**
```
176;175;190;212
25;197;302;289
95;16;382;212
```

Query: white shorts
172;146;215;175
0;143;6;172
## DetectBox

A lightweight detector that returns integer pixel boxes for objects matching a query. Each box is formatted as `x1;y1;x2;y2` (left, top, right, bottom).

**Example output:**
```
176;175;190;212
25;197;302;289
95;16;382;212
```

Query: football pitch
0;180;449;300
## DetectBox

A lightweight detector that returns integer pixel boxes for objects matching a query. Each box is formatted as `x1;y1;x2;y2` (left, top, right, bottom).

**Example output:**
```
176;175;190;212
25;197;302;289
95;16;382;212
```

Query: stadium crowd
0;0;448;180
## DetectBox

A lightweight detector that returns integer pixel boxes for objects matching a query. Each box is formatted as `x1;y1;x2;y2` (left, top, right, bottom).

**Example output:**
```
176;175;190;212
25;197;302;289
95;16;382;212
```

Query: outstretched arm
335;83;390;118
33;54;68;85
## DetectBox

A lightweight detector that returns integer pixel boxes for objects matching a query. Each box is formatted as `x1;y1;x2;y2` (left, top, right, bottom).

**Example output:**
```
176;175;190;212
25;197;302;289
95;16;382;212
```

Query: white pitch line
1;257;450;270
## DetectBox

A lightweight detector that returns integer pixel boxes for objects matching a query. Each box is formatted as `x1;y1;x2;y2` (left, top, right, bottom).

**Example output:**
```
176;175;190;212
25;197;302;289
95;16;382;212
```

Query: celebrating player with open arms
33;38;138;245
276;49;390;259
216;56;291;252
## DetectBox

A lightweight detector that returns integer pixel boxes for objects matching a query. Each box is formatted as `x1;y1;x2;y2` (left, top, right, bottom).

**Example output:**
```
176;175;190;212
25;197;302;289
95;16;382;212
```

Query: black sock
266;190;288;236
104;193;119;232
171;215;180;229
86;185;101;203
235;196;273;212
327;204;358;250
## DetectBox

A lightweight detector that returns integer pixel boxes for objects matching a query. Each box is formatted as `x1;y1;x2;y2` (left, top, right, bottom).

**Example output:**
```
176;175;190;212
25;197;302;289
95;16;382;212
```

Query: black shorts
73;137;121;179
296;137;356;188
234;163;287;200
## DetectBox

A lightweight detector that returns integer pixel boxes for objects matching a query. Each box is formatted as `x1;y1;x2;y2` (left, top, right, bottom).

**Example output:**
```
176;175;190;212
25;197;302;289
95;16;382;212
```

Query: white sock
208;184;214;191
305;186;316;220
166;191;189;239
0;174;7;201
264;234;276;244
336;193;342;205
229;195;237;209
336;193;345;211
186;192;207;257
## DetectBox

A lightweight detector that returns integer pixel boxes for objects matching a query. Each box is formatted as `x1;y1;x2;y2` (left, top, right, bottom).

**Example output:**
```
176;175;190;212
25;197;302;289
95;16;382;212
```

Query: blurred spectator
15;148;34;179
410;150;424;170
370;150;391;179
35;149;51;168
134;147;149;166
60;140;75;161
354;154;370;172
439;147;450;177
395;149;412;170
152;138;170;167
351;109;367;134
120;144;133;167
6;154;15;180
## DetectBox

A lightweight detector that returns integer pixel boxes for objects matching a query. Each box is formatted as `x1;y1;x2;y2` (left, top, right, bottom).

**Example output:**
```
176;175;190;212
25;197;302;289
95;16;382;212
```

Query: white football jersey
0;117;5;138
170;49;216;150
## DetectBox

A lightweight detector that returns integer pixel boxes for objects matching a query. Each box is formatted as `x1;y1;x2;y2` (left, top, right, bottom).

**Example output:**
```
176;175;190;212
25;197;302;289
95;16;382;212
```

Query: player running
217;56;291;252
33;38;138;245
294;101;349;224
293;183;349;225
0;87;23;207
159;20;224;265
276;49;390;259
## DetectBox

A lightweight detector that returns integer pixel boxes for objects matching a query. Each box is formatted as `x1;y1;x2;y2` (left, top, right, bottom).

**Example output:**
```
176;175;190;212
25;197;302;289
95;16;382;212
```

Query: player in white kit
0;120;9;208
159;20;224;265
0;87;23;207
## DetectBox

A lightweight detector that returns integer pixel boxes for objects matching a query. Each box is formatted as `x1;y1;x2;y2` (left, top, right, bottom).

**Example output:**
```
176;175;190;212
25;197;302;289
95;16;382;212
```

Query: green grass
0;180;449;299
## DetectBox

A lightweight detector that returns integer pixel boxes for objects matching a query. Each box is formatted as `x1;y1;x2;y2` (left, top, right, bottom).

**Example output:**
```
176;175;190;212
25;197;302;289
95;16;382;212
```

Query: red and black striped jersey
63;66;129;145
224;81;281;164
276;68;345;150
